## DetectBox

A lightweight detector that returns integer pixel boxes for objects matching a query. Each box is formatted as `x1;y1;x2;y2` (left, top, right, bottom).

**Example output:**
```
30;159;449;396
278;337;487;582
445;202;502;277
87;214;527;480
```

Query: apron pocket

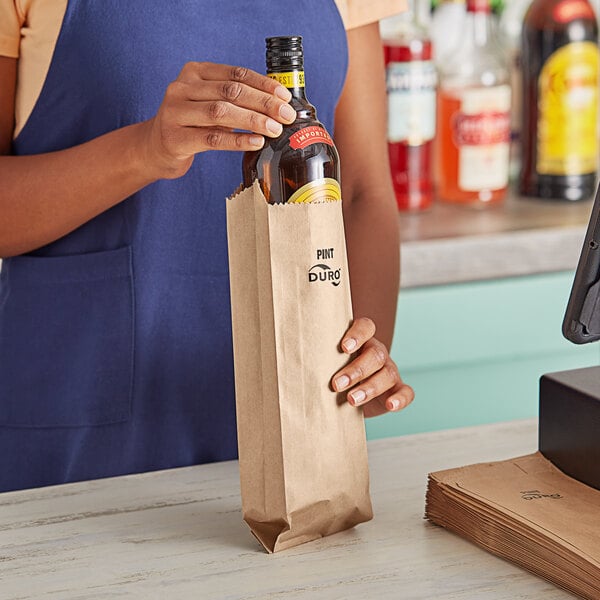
0;247;134;427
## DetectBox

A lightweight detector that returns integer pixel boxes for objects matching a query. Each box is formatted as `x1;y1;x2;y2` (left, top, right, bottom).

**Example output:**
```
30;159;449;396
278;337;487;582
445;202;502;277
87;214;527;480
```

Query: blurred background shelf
367;195;600;440
401;191;593;287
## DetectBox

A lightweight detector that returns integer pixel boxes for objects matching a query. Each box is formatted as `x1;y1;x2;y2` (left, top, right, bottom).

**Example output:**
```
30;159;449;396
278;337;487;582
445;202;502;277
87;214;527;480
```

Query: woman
0;0;414;492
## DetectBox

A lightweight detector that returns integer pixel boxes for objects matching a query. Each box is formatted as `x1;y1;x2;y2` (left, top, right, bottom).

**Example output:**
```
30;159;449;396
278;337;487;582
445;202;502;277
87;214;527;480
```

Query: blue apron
0;0;348;492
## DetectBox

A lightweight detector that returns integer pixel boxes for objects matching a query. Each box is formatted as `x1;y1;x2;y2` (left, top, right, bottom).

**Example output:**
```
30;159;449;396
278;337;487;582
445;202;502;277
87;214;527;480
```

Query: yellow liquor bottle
520;0;599;201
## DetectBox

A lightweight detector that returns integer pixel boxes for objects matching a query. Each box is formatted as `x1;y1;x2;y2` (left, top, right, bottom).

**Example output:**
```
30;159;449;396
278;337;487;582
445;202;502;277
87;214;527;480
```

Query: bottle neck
464;7;494;48
267;69;307;101
387;0;430;44
404;0;418;24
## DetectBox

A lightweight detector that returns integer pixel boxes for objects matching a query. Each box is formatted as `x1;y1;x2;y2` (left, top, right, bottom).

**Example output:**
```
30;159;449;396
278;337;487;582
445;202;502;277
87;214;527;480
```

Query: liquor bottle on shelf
519;0;599;201
436;0;511;206
242;36;341;205
383;0;438;211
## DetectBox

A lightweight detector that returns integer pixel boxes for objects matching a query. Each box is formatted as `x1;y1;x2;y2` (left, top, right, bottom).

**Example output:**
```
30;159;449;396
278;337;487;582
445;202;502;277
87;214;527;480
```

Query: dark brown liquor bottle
242;36;341;204
519;0;599;201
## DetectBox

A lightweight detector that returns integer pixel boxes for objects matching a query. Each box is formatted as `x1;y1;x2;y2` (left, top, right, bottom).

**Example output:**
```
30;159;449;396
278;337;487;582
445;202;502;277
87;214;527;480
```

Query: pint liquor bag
226;181;373;553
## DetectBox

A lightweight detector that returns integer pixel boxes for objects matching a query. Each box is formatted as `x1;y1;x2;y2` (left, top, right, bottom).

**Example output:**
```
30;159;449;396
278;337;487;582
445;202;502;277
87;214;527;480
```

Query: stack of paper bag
426;452;600;600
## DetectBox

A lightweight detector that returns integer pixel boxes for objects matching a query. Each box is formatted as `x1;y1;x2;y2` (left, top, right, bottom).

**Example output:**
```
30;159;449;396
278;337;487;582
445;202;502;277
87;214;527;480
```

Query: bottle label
387;60;437;144
289;126;334;150
288;178;341;203
452;85;511;191
537;41;599;176
268;71;305;88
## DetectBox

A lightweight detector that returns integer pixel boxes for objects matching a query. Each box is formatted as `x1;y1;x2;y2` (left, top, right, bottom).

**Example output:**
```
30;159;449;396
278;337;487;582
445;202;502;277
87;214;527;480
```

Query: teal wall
365;271;600;440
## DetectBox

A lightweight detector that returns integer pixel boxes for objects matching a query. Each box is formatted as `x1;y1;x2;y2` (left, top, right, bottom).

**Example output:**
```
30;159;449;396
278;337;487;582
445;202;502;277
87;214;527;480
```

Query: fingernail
343;338;357;352
249;135;264;147
266;118;283;135
275;86;292;101
335;375;350;391
349;389;367;405
390;398;403;411
279;103;296;121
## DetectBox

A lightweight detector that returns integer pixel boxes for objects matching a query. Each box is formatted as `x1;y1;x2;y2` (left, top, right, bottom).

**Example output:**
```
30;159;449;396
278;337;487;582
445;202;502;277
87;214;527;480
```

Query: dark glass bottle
242;36;341;204
519;0;599;201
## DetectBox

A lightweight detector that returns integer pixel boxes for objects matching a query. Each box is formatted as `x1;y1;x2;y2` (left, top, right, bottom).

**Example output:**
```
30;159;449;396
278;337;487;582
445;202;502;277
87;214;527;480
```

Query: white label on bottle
454;85;511;191
387;61;437;144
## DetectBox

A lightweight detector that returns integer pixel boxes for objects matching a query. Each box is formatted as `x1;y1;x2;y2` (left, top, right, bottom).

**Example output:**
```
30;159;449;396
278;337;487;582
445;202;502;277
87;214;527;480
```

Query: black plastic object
562;184;600;343
539;366;600;491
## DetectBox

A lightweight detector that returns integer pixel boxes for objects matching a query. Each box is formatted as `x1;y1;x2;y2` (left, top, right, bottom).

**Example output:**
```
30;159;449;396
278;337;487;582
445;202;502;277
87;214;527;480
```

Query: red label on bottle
553;0;595;23
452;111;510;146
289;126;334;150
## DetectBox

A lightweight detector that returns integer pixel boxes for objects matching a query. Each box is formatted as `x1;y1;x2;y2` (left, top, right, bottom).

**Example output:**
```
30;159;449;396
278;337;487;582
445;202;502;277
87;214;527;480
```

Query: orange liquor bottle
436;0;511;206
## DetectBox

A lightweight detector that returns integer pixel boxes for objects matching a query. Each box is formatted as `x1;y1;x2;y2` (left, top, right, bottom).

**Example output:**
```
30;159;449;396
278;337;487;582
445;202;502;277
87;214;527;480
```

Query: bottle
383;0;437;211
436;0;511;206
242;36;341;204
430;0;467;64
499;0;534;179
519;0;599;201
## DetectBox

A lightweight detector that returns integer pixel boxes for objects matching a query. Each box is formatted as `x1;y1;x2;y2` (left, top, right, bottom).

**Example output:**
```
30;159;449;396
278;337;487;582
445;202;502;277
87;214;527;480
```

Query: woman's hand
141;62;296;179
332;317;414;418
0;60;296;257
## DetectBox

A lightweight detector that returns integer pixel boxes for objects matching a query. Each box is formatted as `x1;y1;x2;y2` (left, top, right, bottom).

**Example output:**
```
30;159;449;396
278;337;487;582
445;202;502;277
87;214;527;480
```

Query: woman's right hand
0;60;296;256
141;62;296;179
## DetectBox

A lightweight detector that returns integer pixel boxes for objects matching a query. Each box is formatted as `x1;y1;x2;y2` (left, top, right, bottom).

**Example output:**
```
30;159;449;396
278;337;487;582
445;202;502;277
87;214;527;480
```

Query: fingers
369;381;415;412
164;126;266;155
333;337;386;393
175;62;296;129
169;96;289;137
147;61;296;177
362;383;415;418
340;317;376;354
346;360;398;407
337;351;414;412
178;62;292;101
206;80;297;124
332;317;415;417
163;79;296;137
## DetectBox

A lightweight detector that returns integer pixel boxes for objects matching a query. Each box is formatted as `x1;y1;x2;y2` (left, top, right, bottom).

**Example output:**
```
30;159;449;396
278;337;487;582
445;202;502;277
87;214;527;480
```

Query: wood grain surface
0;420;577;599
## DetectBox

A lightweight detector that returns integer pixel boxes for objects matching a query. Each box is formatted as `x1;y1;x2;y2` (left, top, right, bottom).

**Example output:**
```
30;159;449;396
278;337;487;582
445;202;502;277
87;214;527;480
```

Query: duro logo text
308;263;341;287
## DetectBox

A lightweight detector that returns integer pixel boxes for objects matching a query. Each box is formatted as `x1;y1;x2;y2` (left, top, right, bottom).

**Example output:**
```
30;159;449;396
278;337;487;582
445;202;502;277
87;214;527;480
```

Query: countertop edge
400;225;586;288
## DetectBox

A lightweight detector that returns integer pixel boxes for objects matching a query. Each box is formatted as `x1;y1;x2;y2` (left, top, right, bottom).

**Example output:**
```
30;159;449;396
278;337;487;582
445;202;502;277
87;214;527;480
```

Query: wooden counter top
0;420;575;599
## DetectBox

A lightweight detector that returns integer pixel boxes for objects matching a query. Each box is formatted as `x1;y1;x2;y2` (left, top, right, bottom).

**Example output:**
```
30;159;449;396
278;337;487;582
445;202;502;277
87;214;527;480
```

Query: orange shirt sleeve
335;0;407;29
0;0;25;58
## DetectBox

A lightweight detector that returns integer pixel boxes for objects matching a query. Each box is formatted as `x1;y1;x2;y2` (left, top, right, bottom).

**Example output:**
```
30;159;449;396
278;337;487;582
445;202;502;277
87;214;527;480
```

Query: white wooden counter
0;420;575;599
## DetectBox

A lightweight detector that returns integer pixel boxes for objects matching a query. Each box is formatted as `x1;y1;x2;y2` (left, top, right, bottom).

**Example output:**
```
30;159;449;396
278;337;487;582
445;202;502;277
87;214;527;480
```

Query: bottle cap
466;0;491;12
266;36;304;72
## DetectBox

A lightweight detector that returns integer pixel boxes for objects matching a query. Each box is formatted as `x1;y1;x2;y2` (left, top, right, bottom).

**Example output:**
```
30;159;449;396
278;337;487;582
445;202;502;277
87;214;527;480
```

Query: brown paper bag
226;181;373;553
426;452;600;599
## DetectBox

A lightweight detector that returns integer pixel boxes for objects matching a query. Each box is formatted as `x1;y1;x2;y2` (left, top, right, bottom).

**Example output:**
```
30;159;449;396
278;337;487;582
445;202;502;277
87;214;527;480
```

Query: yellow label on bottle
537;41;599;175
268;71;305;88
287;178;341;204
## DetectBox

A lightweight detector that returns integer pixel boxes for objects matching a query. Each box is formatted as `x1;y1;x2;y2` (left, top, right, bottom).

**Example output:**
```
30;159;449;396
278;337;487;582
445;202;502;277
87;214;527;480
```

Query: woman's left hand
331;317;414;418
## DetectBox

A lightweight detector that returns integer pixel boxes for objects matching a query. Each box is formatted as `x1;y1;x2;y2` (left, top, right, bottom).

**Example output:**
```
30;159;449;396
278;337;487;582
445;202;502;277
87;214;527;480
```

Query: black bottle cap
266;36;304;72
